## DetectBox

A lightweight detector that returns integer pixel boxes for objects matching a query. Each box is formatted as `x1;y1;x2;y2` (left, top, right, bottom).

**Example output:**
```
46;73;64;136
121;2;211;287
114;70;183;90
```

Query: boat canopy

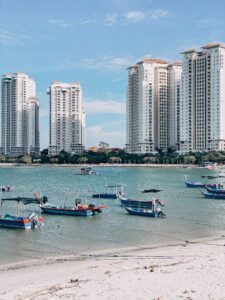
1;196;48;205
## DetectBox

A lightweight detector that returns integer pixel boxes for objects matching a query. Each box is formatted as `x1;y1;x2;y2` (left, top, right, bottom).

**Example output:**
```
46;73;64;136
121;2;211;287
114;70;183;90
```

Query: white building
48;81;85;155
126;59;182;154
1;73;40;156
168;62;182;150
180;43;225;152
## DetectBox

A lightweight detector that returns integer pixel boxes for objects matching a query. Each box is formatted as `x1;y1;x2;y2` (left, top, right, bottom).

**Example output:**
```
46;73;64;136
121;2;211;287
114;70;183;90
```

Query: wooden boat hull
125;207;165;218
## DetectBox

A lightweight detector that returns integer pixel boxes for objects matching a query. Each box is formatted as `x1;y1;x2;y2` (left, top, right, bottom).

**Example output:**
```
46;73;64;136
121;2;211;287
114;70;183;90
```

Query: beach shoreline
1;234;225;299
0;162;202;169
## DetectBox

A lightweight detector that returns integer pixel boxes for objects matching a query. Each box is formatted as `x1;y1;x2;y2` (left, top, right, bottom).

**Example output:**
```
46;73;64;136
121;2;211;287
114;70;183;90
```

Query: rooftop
201;42;225;49
180;48;197;54
138;58;168;64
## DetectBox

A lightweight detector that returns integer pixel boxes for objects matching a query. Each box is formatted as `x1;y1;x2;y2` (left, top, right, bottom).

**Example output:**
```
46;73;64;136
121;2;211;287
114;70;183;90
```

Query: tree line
1;149;225;165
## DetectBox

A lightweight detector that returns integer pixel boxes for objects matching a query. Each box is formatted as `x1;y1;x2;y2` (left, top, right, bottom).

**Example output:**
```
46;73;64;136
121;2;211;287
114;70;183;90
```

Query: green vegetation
1;149;225;165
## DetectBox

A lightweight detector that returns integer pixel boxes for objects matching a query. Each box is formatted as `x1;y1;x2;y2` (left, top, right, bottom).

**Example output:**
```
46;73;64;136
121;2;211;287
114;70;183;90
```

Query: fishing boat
204;185;225;194
184;175;222;188
0;194;47;229
200;189;225;200
120;196;164;209
41;203;105;216
184;181;205;188
75;166;98;176
92;184;124;199
124;206;166;218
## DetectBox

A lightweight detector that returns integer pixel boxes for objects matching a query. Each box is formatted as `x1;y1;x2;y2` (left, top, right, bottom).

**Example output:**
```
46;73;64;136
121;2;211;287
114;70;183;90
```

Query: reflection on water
0;166;225;264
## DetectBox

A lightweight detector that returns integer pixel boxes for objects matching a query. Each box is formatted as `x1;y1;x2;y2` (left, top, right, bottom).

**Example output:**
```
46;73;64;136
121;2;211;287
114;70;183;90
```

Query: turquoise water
1;166;225;265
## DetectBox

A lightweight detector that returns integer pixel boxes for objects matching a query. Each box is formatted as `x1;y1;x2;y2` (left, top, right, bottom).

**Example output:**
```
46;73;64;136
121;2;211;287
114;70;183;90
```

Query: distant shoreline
0;163;202;168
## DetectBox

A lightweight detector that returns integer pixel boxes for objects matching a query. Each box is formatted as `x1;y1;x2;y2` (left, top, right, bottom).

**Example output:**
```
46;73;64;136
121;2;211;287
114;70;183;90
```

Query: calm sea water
0;165;225;265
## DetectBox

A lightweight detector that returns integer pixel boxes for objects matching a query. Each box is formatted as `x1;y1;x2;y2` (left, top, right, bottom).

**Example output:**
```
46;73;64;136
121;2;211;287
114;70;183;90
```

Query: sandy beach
1;236;225;300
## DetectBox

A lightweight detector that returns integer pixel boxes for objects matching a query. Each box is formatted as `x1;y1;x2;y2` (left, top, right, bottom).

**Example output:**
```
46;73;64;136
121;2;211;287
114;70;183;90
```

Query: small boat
124;206;166;218
0;193;46;229
41;203;104;216
201;175;219;180
75;166;98;176
92;184;124;199
0;186;15;192
185;181;205;188
141;188;161;193
200;189;225;200
120;197;164;209
204;185;225;194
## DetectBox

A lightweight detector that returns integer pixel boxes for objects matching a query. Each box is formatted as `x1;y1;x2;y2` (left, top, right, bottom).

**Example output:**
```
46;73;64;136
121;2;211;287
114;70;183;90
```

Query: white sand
1;237;225;300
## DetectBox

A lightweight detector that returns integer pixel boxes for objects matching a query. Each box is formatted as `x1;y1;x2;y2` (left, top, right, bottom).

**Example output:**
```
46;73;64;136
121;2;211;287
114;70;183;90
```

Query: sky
0;0;225;150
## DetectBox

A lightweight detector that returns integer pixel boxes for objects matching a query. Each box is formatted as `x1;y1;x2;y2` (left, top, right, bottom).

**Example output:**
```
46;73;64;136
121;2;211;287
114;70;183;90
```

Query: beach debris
70;278;79;283
104;270;111;276
144;265;155;272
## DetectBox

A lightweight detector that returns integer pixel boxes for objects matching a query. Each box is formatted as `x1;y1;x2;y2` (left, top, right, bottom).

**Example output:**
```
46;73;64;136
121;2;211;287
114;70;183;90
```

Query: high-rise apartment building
180;43;225;152
126;59;182;154
48;81;85;155
1;73;40;156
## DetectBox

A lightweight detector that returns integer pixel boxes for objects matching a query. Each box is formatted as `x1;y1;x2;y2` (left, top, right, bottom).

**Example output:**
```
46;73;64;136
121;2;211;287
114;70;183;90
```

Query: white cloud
48;19;74;28
124;9;168;23
86;126;125;147
125;11;146;22
79;20;92;25
78;55;133;71
0;29;32;45
150;9;168;20
85;100;126;114
105;13;117;26
194;18;223;28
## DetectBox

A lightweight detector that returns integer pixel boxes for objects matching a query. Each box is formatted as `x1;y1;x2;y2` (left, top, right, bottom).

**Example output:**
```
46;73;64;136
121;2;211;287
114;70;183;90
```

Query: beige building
48;81;85;155
126;59;182;154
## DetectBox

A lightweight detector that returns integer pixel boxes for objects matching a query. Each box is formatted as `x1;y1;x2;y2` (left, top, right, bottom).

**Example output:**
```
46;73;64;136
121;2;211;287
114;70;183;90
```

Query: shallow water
0;166;225;264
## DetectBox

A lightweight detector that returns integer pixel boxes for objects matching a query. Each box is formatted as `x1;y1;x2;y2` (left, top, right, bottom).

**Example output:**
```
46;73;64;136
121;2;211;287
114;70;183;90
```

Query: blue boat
185;181;205;188
204;185;225;194
41;203;104;216
0;194;46;229
125;207;166;218
120;197;164;209
0;214;43;229
200;189;225;200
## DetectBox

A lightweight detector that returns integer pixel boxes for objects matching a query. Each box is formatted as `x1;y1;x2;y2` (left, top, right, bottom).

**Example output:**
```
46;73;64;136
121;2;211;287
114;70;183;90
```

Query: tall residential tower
180;43;225;152
48;81;85;155
1;73;40;156
126;59;182;154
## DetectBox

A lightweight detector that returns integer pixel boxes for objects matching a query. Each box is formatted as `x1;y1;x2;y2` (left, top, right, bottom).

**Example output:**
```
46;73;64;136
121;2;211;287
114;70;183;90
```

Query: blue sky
0;0;224;149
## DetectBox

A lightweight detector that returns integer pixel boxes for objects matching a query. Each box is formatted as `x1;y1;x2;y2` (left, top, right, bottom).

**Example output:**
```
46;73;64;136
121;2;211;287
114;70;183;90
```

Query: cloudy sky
0;0;224;149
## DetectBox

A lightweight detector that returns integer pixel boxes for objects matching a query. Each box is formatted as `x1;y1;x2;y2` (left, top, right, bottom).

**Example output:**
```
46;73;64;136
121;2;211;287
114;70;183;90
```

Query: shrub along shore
1;149;225;166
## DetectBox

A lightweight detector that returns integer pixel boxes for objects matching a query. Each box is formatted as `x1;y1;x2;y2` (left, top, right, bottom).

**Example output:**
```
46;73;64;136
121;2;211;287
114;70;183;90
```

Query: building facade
180;43;225;152
1;73;40;156
126;59;182;154
48;81;85;155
